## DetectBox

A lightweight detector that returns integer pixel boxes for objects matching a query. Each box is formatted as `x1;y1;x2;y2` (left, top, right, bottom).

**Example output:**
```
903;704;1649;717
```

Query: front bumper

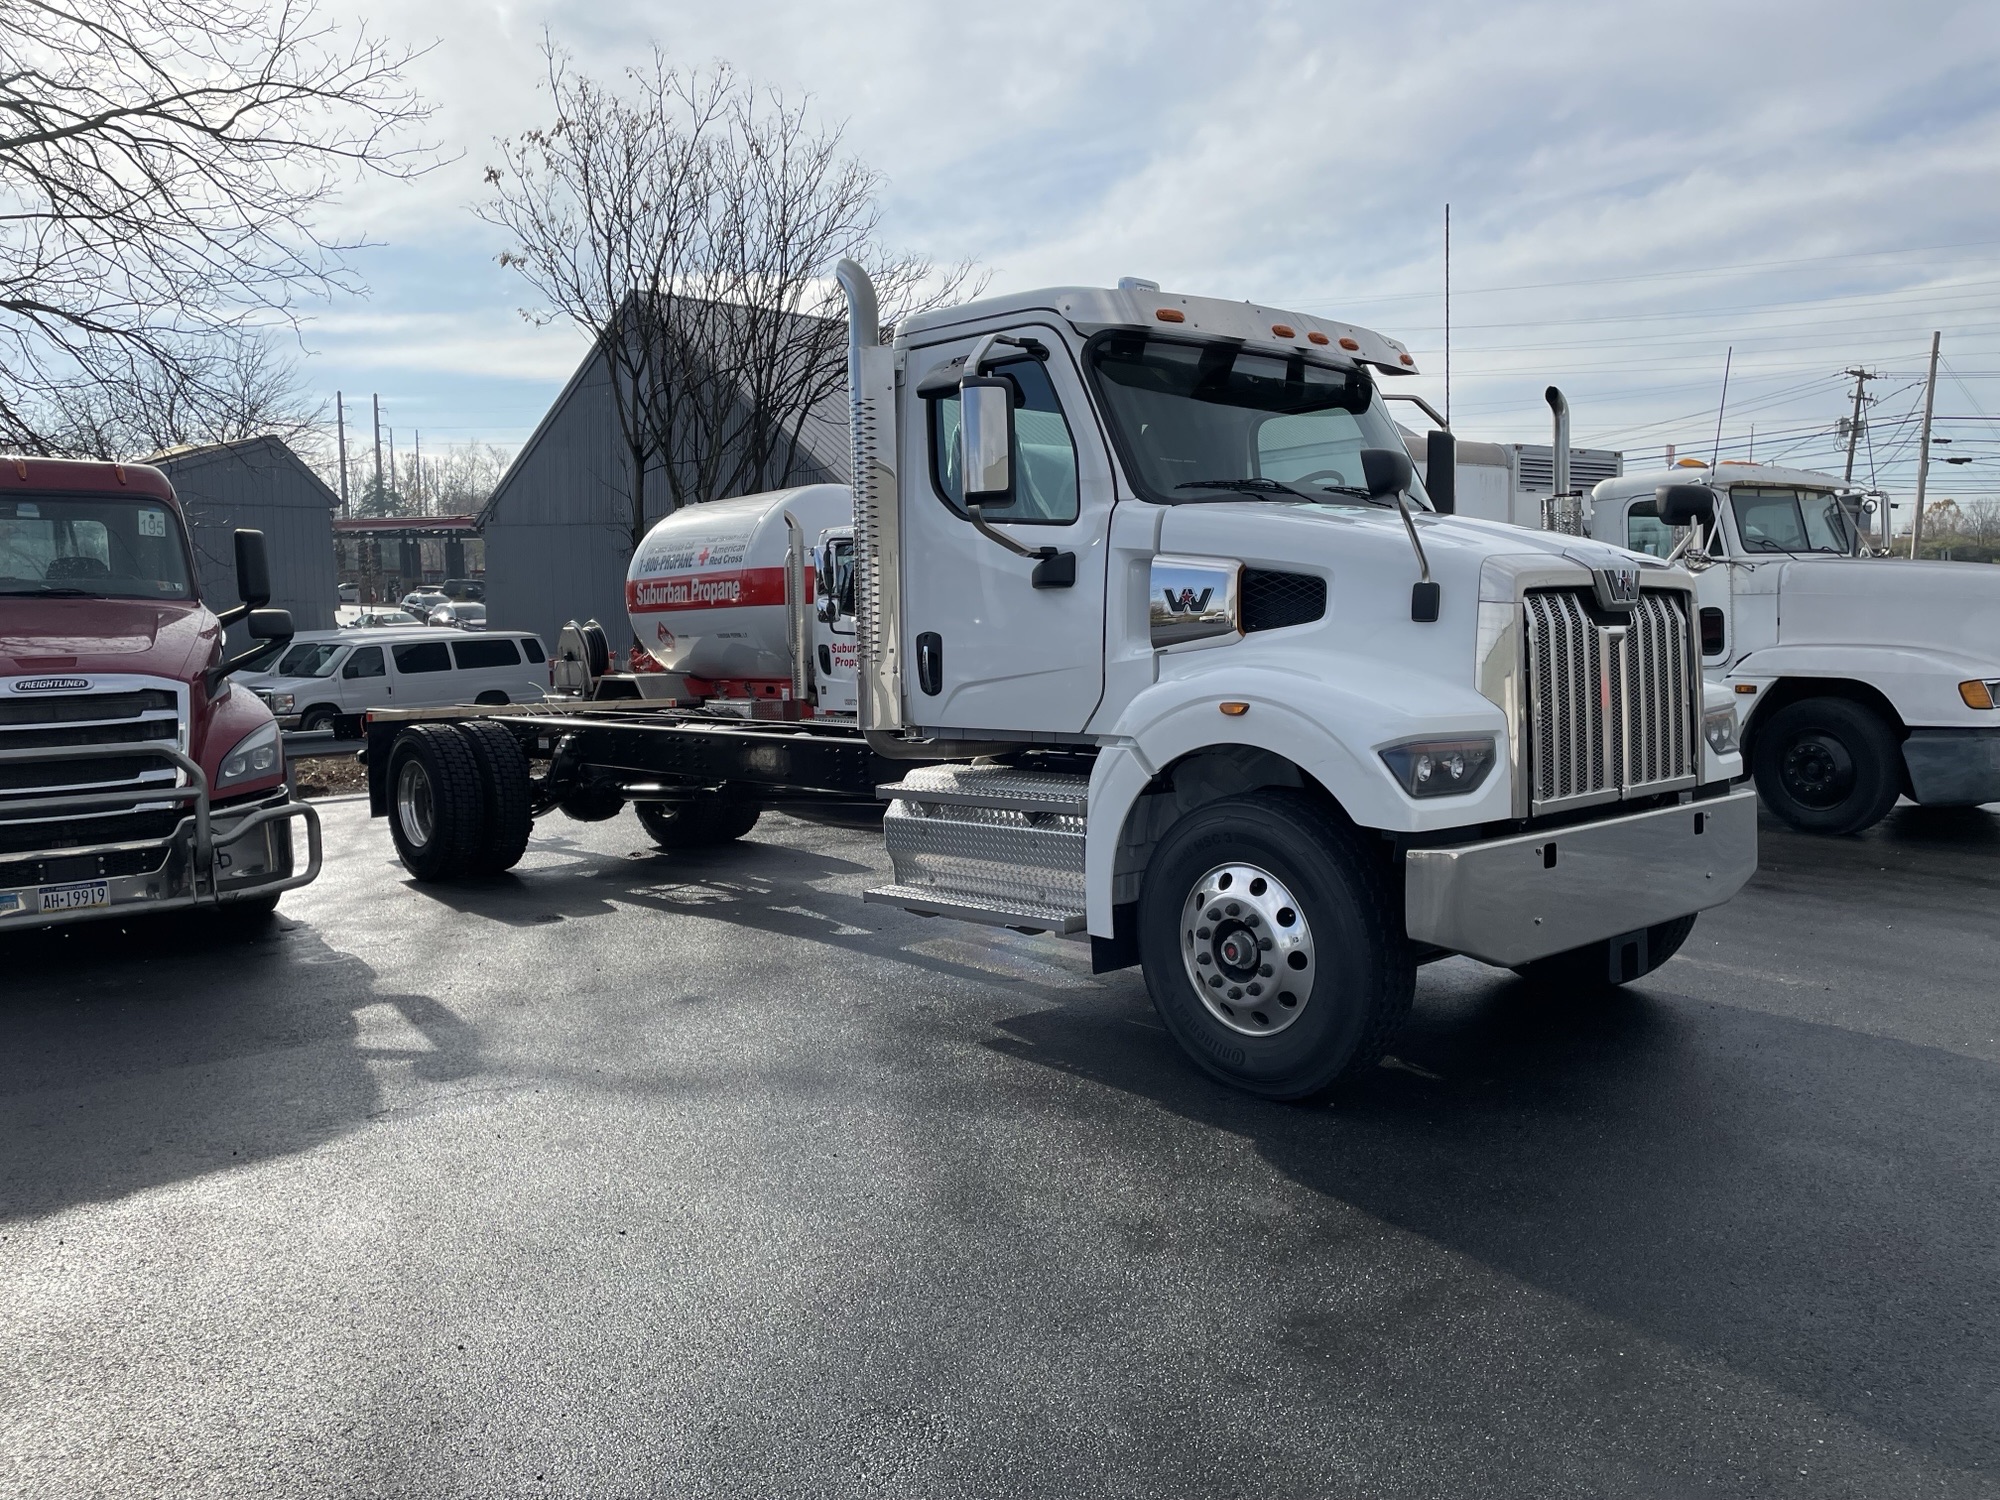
0;743;323;933
1902;728;2000;808
1403;787;1757;967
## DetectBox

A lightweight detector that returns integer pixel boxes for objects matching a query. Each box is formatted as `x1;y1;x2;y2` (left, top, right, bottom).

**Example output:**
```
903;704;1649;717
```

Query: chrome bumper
0;742;323;932
1404;786;1757;967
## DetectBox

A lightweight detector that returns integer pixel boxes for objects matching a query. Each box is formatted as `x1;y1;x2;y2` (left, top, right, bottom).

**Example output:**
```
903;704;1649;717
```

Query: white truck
364;268;1756;1100
1503;429;2000;835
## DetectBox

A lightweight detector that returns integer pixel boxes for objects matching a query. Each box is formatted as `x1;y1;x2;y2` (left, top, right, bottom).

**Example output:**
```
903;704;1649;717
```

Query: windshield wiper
0;584;104;597
1176;477;1388;506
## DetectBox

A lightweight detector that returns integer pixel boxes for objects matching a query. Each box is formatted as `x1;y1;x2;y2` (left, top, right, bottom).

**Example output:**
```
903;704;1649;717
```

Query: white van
251;627;548;734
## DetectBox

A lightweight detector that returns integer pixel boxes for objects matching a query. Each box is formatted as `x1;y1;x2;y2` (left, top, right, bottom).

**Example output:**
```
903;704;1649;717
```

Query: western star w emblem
1161;587;1215;614
1591;566;1642;611
11;676;91;693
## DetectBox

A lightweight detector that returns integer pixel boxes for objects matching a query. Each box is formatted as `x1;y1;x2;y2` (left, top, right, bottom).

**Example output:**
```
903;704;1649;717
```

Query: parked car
399;589;450;617
345;607;423;629
249;626;548;735
427;601;487;631
338;582;359;604
442;578;485;602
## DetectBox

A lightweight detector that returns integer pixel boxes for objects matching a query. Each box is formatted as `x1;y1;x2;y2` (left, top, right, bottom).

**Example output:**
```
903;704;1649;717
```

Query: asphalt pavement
2;795;1996;1498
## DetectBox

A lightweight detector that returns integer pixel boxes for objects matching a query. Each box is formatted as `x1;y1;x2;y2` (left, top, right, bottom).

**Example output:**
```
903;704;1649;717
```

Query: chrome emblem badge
1591;566;1642;611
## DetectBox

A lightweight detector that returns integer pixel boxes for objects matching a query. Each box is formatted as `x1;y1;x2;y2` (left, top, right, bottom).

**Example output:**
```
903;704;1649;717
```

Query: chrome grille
1524;589;1696;810
0;685;184;806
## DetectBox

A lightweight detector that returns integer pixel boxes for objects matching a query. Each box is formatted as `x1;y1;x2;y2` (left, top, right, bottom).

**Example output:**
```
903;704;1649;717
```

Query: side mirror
1361;447;1414;501
1656;484;1717;529
1424;430;1457;515
247;608;293;640
959;377;1014;504
233;529;271;609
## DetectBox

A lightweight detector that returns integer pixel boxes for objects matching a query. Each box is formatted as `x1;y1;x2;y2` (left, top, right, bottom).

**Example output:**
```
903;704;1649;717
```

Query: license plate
39;880;108;913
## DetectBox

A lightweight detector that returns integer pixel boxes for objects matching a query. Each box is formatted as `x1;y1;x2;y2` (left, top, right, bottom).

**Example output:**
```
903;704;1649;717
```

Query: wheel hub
395;758;436;847
1180;861;1316;1037
1781;732;1854;809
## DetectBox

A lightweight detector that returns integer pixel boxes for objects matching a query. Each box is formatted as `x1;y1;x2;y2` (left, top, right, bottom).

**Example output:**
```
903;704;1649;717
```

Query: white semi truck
364;269;1755;1100
1426;385;2000;836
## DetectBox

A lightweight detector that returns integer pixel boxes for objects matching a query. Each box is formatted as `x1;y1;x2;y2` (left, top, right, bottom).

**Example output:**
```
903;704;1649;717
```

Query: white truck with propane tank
363;269;1755;1100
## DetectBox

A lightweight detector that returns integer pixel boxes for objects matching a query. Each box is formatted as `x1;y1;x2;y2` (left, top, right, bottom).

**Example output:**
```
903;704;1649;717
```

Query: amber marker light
1156;308;1186;323
1734;683;1758;694
1307;331;1330;345
1399;354;1415;366
1271;323;1296;339
1960;679;1998;709
1338;336;1361;350
1219;701;1250;716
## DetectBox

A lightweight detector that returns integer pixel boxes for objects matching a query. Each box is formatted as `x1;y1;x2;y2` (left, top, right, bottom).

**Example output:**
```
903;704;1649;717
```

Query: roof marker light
1399;354;1415;366
1156;308;1186;323
1271;324;1296;339
1338;336;1361;351
1307;331;1330;346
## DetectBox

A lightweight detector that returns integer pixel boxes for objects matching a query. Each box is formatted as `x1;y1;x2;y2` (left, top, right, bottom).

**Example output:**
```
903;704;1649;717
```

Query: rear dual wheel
387;722;534;880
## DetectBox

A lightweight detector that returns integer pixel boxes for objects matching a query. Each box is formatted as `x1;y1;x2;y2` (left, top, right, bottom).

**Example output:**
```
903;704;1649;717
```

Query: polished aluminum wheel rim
1180;861;1315;1036
395;758;436;848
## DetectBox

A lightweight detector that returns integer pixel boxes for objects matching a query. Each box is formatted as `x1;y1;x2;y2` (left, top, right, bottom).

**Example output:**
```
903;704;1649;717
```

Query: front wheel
300;706;339;734
1137;790;1413;1102
1753;697;1902;835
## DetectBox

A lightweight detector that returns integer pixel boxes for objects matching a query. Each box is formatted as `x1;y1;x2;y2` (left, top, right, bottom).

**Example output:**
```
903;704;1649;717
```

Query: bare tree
479;46;979;555
0;0;434;450
45;332;325;458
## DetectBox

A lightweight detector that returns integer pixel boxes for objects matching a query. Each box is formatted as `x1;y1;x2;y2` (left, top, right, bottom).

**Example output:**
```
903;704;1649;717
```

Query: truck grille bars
1523;589;1696;812
0;688;182;805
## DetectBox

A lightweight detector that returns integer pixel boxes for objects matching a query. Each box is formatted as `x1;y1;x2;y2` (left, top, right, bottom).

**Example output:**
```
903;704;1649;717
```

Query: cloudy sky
306;0;2000;511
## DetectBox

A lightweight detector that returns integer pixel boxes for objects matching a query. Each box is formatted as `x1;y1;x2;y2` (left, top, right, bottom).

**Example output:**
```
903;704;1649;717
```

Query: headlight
1960;679;2000;710
216;720;283;789
1704;705;1740;755
271;692;295;714
1380;736;1496;797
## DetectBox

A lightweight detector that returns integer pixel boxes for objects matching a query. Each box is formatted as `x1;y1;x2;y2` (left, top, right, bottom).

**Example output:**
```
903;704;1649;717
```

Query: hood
1776;556;2000;663
0;597;217;682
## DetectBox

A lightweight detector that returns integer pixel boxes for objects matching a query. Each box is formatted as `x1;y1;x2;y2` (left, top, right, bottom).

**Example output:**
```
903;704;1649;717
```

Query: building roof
146;433;340;508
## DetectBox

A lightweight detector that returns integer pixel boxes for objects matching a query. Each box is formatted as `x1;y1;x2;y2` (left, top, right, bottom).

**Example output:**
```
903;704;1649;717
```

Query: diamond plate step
861;884;1085;934
869;765;1090;933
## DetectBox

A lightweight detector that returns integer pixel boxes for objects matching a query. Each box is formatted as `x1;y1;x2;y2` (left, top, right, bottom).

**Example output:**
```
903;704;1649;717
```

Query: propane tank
625;484;851;681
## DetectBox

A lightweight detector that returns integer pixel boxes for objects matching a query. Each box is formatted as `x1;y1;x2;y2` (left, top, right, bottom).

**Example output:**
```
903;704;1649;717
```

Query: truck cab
0;458;320;930
840;266;1756;1096
1590;462;2000;834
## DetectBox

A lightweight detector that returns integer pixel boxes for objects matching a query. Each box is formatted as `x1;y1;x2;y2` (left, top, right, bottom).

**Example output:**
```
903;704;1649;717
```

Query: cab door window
342;646;385;680
1625;500;1678;558
928;356;1078;522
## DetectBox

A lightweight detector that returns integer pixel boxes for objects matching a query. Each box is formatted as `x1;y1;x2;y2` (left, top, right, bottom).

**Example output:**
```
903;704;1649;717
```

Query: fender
1726;643;1995;728
1083;655;1510;934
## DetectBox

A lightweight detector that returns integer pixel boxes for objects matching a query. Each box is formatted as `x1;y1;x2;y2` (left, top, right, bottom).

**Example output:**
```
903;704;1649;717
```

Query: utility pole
1911;331;1941;559
371;394;383;510
336;392;349;516
413;430;423;515
1442;202;1451;428
1838;365;1883;545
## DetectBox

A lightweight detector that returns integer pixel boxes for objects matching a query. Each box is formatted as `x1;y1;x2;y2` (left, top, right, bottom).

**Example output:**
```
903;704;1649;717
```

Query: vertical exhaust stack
836;258;907;735
1542;385;1587;536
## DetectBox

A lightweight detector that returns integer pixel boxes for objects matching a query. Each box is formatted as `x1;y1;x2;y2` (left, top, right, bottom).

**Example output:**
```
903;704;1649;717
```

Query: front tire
300;706;339;734
1137;790;1413;1102
634;796;761;849
1753;697;1902;835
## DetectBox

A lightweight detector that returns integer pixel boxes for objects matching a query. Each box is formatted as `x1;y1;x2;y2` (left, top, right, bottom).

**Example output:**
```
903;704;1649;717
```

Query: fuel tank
624;483;851;680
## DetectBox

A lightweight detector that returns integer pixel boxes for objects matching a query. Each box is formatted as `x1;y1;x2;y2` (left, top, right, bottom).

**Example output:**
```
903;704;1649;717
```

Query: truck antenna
1442;203;1451;429
1709;347;1732;468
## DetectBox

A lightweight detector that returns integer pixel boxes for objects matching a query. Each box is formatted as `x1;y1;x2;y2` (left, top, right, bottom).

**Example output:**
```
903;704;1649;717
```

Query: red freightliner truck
0;457;320;931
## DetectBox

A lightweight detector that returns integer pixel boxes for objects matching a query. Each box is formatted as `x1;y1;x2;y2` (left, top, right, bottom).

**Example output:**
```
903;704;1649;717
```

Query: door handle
917;632;943;696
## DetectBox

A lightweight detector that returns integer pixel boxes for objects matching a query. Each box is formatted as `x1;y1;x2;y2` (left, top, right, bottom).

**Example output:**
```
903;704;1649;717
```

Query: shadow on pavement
986;970;2000;1471
0;912;480;1223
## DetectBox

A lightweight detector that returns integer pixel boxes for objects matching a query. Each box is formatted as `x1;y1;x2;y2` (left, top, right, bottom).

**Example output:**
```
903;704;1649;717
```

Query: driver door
898;327;1114;734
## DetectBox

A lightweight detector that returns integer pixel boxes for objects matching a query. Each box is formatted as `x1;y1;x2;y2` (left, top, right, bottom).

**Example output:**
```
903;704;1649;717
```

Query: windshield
1087;335;1430;508
1730;486;1856;555
277;642;345;679
0;494;195;599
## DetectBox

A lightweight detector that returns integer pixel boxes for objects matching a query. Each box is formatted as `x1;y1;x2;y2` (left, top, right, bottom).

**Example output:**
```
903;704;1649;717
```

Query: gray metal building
151;436;340;643
479;341;848;650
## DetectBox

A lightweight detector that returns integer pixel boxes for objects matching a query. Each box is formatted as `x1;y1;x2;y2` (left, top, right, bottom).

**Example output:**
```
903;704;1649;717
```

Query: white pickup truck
1580;461;2000;834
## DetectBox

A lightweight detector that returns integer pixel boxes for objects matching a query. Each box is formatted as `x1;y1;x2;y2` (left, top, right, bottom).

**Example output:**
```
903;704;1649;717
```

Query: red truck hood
0;597;217;680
